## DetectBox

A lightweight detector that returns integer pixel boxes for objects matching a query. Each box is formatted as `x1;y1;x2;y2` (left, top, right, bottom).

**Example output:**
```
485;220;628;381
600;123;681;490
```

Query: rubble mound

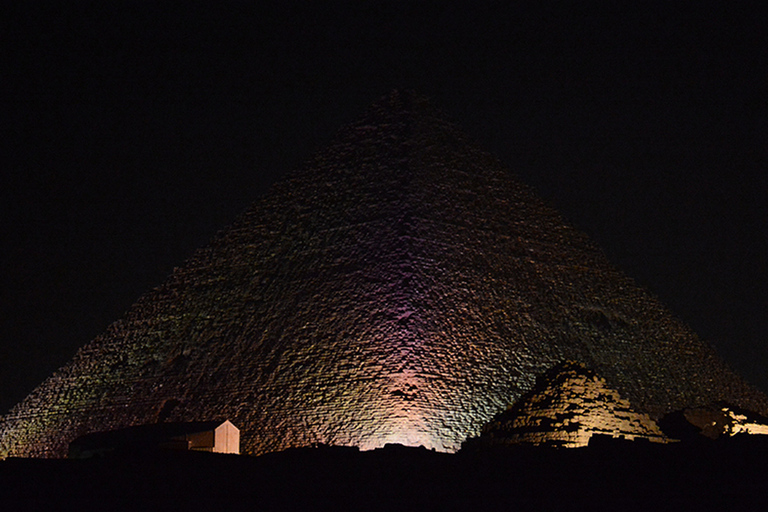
660;403;768;440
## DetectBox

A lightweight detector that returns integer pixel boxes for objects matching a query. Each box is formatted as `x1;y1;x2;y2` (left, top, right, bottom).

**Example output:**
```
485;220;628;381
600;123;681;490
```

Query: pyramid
474;361;668;447
2;91;767;458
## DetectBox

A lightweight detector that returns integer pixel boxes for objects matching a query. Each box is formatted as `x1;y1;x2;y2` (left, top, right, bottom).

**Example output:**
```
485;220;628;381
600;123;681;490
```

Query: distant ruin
659;403;768;440
2;91;766;458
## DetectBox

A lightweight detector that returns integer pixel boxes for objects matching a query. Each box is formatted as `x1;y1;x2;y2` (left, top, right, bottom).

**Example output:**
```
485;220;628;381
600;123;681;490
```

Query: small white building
180;420;240;454
68;420;240;458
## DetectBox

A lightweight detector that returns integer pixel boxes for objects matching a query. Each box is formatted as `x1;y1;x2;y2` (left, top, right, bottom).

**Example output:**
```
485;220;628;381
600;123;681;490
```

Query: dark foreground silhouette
2;436;767;511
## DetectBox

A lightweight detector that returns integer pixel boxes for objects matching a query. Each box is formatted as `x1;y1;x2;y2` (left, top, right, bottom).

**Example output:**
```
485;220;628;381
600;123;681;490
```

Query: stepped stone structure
472;361;669;448
2;90;767;458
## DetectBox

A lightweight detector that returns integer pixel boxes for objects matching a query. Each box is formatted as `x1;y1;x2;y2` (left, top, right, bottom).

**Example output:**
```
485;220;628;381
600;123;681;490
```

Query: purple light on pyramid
1;91;767;458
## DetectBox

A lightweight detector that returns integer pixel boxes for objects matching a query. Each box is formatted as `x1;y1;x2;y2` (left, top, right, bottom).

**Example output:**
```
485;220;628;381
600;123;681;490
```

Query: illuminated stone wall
2;91;767;458
475;361;669;447
668;403;768;439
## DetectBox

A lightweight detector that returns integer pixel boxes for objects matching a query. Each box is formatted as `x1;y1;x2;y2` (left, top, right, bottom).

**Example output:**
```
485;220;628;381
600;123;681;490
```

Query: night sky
2;3;767;415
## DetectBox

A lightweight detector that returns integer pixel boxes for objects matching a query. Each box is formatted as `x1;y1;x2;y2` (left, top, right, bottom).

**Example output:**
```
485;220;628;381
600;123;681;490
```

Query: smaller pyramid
475;362;668;447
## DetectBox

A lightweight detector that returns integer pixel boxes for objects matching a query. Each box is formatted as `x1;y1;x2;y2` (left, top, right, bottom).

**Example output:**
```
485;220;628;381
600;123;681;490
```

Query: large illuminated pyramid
2;91;767;458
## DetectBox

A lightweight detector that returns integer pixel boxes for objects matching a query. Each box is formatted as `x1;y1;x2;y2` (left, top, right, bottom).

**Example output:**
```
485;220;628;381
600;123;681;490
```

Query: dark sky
2;2;767;414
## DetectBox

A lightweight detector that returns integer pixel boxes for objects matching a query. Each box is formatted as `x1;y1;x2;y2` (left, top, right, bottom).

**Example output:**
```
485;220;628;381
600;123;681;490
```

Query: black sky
2;2;767;414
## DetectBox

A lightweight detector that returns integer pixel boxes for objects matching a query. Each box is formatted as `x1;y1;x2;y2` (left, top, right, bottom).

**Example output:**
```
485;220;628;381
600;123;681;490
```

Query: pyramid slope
2;91;766;458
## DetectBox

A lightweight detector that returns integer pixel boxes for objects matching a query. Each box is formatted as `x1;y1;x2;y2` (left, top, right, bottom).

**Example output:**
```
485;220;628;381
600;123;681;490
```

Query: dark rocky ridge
2;91;766;458
2;440;768;511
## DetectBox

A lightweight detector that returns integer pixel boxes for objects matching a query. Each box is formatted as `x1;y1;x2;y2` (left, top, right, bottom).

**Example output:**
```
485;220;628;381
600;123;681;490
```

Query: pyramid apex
367;89;436;115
